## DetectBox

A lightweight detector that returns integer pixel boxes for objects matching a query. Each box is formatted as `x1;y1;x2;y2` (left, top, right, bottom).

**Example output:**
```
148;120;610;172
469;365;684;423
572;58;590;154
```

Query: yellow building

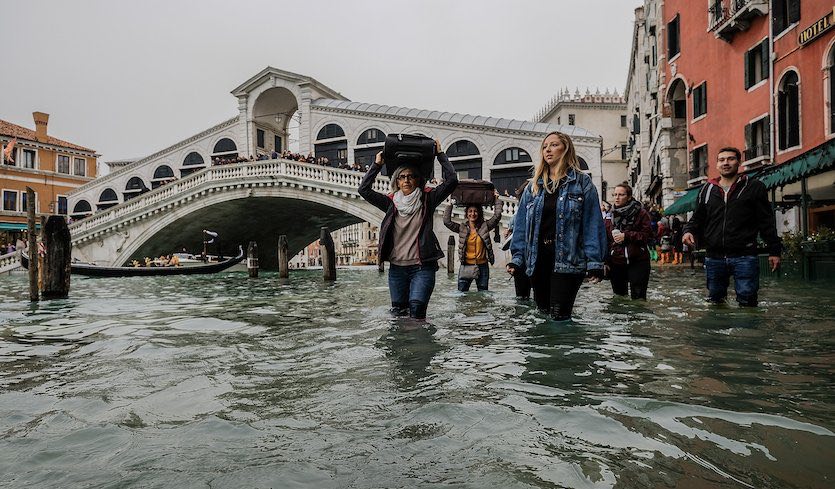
1;112;98;245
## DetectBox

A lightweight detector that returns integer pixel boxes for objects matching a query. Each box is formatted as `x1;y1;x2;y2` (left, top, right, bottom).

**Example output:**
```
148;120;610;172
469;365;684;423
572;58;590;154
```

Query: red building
662;1;835;234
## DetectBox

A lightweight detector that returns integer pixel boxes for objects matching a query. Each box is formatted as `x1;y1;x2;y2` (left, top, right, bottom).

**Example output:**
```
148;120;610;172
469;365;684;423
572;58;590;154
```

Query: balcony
708;0;768;42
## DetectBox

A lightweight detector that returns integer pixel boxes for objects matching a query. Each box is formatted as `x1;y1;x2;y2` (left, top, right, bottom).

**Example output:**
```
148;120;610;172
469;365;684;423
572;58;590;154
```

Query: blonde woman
506;132;607;321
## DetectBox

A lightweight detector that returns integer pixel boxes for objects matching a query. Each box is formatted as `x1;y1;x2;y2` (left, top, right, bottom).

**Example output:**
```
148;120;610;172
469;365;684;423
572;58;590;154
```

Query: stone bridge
69;159;518;269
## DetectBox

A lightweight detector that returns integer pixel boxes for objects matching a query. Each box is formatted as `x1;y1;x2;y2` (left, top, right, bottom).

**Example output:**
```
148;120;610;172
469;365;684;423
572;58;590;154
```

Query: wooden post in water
277;235;289;278
247;241;258;278
320;227;336;281
26;187;38;302
447;235;456;275
41;215;71;299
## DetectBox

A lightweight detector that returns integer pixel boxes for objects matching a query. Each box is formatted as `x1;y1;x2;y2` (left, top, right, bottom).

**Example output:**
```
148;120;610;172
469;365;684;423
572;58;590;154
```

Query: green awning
663;187;700;215
758;138;835;189
0;222;38;231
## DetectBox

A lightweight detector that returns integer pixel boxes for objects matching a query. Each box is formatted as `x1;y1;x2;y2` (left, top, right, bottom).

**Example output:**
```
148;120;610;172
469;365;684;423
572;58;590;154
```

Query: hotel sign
799;8;835;47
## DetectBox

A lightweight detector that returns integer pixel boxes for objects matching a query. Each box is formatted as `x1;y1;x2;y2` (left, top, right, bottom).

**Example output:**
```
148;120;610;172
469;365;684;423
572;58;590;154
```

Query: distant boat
20;246;245;278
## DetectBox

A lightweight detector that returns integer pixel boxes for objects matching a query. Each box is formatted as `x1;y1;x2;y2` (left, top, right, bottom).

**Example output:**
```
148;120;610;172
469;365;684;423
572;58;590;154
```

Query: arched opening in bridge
71;200;92;220
252;87;299;156
152;165;175;188
97;188;119;211
490;147;533;196
354;128;386;171
181;152;206;178
211;140;238;165
315;124;348;167
123;177;149;201
578;157;589;171
447;140;482;180
290;221;380;269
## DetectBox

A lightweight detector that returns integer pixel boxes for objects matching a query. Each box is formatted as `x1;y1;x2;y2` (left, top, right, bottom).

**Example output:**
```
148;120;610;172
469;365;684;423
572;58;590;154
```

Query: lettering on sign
798;8;834;47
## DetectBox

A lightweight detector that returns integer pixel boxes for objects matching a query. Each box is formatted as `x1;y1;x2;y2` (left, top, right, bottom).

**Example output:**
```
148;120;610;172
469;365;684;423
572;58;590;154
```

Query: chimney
33;112;49;142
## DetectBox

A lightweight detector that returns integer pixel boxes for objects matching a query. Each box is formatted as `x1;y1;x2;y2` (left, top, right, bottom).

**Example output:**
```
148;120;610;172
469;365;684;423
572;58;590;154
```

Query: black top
540;190;558;244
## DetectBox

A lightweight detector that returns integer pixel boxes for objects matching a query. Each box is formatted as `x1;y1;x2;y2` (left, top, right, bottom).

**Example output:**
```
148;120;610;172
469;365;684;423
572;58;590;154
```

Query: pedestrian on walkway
682;147;781;306
604;184;652;299
443;192;503;291
358;140;458;319
506;131;607;321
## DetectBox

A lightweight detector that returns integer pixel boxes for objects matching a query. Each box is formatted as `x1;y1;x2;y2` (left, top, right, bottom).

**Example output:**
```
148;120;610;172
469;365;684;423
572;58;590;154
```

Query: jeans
388;262;439;319
704;256;759;306
458;263;490;291
609;261;651;299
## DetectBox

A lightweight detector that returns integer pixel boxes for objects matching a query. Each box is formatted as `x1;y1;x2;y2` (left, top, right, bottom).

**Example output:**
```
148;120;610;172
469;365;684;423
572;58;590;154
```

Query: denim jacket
510;169;607;276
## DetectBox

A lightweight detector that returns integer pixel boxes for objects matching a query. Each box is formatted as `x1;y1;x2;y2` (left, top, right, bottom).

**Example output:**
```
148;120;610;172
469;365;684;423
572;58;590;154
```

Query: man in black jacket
682;147;781;306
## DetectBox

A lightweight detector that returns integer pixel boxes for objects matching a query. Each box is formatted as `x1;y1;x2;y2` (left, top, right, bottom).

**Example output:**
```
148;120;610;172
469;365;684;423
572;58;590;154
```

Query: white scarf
392;189;423;218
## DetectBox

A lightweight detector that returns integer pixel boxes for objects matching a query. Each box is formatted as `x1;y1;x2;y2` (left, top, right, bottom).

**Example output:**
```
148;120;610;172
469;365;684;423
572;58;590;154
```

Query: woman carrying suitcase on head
358;139;458;319
443;191;503;291
506;131;607;321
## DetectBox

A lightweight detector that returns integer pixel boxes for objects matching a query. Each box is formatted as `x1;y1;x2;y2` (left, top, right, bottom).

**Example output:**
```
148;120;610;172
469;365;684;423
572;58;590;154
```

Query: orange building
1;112;98;244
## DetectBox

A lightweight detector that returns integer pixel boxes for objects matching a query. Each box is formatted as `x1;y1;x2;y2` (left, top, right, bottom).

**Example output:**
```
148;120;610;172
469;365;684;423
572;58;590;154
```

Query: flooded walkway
1;267;833;488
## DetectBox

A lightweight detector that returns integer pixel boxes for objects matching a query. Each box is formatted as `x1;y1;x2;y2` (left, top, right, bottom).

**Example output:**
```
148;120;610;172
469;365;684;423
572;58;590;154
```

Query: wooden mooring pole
320;227;336;282
277;235;289;278
41;215;71;299
447;235;455;275
247;241;259;278
26;187;38;302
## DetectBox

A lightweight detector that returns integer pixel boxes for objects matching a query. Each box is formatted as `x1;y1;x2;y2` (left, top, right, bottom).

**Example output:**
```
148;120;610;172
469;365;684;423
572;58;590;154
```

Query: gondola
20;246;245;278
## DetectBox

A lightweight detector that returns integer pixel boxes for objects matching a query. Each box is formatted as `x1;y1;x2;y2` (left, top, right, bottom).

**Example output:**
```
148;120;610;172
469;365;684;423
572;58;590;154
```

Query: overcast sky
1;0;641;164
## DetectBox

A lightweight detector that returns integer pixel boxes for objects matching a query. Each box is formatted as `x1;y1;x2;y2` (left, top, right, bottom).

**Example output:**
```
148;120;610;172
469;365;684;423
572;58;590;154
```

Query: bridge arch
252;86;298;154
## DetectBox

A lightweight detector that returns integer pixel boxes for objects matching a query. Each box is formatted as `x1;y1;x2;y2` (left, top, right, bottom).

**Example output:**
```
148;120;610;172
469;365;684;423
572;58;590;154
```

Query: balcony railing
708;0;768;41
744;143;770;161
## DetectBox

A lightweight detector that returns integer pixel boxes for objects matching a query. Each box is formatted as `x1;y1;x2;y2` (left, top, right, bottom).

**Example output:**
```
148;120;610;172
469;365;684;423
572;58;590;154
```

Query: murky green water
1;267;833;488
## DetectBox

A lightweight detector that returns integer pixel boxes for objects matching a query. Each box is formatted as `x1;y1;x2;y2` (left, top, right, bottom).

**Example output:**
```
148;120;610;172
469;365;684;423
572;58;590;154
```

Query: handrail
0;250;21;273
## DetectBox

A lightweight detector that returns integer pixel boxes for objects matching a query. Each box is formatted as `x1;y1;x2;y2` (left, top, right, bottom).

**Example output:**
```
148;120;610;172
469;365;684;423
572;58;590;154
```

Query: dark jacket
604;206;652;266
358;153;458;265
443;201;503;265
683;175;781;258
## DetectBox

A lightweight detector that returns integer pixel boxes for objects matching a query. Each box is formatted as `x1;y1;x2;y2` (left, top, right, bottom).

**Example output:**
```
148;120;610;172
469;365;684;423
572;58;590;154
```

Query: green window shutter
788;0;800;25
744;123;753;153
760;40;770;82
763;115;771;155
744;50;752;89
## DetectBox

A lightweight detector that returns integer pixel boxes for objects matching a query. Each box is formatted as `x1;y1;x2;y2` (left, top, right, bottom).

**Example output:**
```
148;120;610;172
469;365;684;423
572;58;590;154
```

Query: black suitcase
452;179;496;206
383;134;436;178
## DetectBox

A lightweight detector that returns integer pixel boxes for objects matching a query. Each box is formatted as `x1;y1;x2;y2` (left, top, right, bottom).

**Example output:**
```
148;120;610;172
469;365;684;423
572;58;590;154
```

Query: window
183;152;205;166
72;200;92;217
58;196;68;215
744;40;769;89
74;157;86;176
57;155;70;174
357;128;386;145
772;0;800;35
620;115;627;127
745;116;770;160
693;83;707;118
447;140;480;158
568;114;576;125
778;71;800;149
337;148;347;160
621;144;627;160
256;129;265;148
494;147;533;165
690;145;708;180
274;135;282;152
632;113;641;134
212;138;237;154
668;14;680;59
3;190;18;211
316;124;346;140
21;191;30;213
22;149;36;169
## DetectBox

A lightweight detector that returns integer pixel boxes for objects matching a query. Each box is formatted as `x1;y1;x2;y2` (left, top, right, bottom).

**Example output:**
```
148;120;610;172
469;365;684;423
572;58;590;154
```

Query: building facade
1;112;98;244
535;88;627;202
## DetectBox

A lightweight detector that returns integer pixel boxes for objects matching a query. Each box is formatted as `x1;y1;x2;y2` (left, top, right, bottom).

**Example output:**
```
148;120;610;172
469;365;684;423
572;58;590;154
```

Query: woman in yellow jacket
443;192;502;291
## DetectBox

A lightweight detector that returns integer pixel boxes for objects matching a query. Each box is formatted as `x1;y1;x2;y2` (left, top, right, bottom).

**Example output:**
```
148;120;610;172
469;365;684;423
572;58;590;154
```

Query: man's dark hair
718;147;742;161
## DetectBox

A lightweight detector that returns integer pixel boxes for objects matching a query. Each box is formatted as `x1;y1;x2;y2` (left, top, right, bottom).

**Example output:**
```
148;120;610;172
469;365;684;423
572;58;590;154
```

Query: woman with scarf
506;131;607;321
358;140;457;319
604;184;653;299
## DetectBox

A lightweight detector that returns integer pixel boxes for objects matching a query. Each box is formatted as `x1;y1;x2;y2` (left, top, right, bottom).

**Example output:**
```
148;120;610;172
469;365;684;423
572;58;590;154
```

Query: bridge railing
0;250;21;274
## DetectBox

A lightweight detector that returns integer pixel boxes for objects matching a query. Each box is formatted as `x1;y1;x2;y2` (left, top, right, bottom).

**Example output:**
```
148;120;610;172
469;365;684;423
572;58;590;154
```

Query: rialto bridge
67;67;602;267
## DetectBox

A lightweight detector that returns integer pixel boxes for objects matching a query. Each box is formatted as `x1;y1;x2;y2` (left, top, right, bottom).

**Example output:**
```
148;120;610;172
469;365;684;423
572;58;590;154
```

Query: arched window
356;128;385;145
71;200;92;219
213;138;237;154
97;188;118;211
183;152;205;166
493;147;532;165
447;140;482;180
123;177;149;201
316;124;346;140
354;128;386;170
152;165;175;189
777;71;800;150
315;124;347;167
181;152;206;178
578;157;589;171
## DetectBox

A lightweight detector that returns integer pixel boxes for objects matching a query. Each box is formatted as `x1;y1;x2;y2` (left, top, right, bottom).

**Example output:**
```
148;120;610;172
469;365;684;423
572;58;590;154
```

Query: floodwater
0;266;833;488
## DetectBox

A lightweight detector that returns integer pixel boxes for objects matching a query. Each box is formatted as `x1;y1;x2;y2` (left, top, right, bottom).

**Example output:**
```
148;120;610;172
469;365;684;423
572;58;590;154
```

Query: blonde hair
531;131;581;196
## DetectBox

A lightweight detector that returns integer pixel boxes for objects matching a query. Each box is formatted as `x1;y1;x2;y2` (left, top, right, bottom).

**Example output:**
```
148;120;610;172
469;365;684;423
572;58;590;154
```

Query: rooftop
0;118;96;153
